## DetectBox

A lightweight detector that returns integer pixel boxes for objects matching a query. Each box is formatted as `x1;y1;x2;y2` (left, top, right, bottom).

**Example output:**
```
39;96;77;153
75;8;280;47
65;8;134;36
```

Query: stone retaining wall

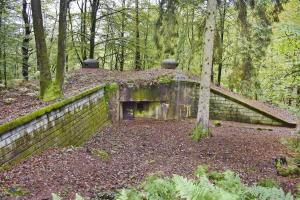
209;93;283;126
0;86;109;167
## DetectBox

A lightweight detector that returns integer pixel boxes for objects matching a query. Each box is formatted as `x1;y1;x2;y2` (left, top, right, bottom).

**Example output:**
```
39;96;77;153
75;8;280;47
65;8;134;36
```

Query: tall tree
197;0;217;129
31;0;69;101
120;0;126;71
81;0;88;60
31;0;53;100
237;0;253;96
134;0;141;70
22;0;31;81
89;0;100;59
217;0;227;86
56;0;69;94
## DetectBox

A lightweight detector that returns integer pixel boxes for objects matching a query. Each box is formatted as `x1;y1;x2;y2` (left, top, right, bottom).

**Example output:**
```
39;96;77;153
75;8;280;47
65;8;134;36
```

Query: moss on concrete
131;88;153;101
0;85;105;136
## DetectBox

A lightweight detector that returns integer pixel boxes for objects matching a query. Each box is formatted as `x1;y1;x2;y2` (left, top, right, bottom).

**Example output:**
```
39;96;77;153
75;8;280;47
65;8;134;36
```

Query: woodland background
0;0;299;115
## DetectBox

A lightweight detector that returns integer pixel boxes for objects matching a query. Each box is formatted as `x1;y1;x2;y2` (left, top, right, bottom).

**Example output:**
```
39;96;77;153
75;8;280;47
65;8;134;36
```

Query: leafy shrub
212;120;222;127
257;178;279;188
279;137;300;176
191;125;210;142
116;165;294;200
282;137;300;153
91;149;110;161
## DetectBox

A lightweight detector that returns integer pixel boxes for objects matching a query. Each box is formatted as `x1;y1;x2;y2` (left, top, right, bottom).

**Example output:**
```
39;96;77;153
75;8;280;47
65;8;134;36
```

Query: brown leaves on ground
0;120;298;199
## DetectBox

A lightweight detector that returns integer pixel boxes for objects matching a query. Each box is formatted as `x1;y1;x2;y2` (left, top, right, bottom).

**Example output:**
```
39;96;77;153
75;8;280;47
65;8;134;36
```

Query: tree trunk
134;0;141;70
120;0;126;71
55;0;68;94
22;0;31;81
31;0;52;100
89;0;100;59
80;0;87;60
217;0;227;86
238;0;253;97
197;0;217;129
68;8;83;65
0;0;3;84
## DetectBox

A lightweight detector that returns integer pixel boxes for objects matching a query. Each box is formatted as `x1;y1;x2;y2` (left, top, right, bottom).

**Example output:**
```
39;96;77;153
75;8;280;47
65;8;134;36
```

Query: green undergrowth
51;165;295;200
91;149;110;161
2;185;29;197
191;124;210;142
156;75;174;84
212;120;222;127
279;132;300;177
116;165;293;200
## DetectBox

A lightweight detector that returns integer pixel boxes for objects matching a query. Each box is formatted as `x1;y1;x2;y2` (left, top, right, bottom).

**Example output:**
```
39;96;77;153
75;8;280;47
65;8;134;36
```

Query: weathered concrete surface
119;80;296;127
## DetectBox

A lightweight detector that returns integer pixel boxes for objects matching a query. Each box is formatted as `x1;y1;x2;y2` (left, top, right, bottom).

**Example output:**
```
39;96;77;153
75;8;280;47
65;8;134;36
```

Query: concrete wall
0;87;109;167
119;81;288;126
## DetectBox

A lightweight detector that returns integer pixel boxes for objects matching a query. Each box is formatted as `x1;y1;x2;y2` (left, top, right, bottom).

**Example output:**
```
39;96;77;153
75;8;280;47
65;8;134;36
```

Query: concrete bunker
119;80;297;128
121;101;169;120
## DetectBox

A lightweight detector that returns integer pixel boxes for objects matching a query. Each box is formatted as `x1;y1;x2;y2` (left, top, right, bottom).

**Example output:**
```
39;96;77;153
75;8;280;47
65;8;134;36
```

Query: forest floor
0;119;298;200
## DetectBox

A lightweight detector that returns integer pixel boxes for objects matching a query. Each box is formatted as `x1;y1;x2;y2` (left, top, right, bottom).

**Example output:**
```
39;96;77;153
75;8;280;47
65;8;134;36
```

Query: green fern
115;166;294;200
246;186;294;200
116;188;142;200
143;175;177;200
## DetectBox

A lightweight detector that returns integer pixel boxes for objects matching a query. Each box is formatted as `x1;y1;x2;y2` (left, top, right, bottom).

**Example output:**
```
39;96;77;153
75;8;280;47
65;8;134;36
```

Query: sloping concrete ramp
119;80;298;128
210;85;298;128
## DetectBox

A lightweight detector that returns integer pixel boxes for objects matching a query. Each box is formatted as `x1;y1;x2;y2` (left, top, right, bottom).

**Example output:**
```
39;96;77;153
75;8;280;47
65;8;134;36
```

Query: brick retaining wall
0;87;109;167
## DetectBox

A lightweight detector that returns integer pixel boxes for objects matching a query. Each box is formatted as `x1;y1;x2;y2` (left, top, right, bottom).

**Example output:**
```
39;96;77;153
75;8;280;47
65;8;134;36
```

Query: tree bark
197;0;217;129
89;0;100;59
80;0;87;60
31;0;52;100
238;0;253;96
134;0;141;70
217;0;227;86
55;0;69;94
22;0;31;81
68;8;83;65
120;0;126;71
0;0;3;84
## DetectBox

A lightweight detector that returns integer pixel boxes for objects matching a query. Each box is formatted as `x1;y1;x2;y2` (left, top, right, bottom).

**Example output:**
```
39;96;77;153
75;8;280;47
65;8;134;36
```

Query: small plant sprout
191;124;210;142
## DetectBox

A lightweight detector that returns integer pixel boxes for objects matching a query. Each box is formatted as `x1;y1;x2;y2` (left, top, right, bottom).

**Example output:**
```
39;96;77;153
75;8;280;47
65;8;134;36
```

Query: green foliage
278;137;300;177
282;137;300;153
212;120;222;127
191;125;210;142
257;178;279;188
156;75;174;84
3;186;29;197
116;189;142;200
276;164;300;177
91;149;110;161
116;165;294;200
